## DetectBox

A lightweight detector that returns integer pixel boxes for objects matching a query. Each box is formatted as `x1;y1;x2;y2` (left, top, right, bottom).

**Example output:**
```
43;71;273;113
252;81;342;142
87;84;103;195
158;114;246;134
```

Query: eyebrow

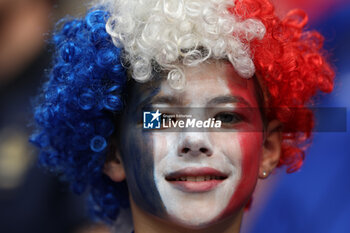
149;94;251;107
151;95;182;105
207;95;251;107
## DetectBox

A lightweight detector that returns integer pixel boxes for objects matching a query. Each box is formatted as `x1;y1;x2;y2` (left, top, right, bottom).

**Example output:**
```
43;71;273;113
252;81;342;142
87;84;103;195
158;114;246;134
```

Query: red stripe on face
218;65;264;218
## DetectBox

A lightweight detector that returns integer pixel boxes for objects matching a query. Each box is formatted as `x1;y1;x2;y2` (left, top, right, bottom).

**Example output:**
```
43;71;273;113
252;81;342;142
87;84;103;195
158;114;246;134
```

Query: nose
178;132;213;157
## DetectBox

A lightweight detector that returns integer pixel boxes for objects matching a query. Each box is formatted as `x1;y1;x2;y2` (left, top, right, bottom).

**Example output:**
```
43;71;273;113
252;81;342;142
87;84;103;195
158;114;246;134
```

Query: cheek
219;70;264;216
153;133;172;162
120;129;166;215
220;132;263;217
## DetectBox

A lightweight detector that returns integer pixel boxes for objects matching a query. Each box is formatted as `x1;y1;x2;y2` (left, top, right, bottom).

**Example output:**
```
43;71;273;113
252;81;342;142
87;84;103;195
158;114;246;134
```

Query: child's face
118;61;264;228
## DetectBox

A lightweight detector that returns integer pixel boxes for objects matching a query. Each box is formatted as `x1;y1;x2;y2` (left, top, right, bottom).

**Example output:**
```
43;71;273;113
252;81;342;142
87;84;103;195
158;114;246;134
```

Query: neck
130;198;244;233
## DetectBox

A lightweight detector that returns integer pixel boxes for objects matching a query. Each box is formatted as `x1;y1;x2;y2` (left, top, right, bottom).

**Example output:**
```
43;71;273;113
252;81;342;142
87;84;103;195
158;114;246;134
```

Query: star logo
143;109;161;129
150;109;162;122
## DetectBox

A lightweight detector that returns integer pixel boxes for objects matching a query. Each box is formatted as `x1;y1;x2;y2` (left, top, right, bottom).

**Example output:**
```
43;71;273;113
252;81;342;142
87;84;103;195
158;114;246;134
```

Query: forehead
128;60;259;108
156;61;258;107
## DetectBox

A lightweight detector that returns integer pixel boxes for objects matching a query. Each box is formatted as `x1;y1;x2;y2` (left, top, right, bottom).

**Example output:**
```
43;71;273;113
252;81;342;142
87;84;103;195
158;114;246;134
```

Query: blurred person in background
0;0;111;232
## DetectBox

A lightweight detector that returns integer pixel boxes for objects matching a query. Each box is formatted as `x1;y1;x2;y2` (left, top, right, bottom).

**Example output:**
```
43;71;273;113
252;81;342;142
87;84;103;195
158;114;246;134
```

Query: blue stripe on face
118;80;166;216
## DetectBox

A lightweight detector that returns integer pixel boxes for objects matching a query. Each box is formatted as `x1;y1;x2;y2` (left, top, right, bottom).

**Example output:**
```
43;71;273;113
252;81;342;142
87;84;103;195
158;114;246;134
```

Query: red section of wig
232;0;335;172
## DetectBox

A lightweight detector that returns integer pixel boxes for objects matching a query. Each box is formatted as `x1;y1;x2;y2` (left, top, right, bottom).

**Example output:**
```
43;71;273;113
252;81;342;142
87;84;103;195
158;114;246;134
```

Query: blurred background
0;0;348;233
0;0;110;233
242;0;350;233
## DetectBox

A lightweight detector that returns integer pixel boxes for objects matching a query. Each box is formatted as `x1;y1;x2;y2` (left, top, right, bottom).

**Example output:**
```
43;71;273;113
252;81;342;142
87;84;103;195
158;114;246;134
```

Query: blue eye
214;112;243;124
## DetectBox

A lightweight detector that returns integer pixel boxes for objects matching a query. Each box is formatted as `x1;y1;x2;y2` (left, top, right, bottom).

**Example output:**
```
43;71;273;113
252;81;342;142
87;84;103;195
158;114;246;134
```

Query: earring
261;171;268;178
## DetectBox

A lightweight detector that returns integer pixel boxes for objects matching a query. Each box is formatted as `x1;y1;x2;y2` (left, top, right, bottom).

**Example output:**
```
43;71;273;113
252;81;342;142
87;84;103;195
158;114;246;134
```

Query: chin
167;209;237;230
168;215;220;230
156;178;239;228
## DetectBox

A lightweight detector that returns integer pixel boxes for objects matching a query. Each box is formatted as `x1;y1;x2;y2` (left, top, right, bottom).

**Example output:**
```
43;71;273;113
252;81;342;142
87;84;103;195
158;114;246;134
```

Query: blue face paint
118;79;166;216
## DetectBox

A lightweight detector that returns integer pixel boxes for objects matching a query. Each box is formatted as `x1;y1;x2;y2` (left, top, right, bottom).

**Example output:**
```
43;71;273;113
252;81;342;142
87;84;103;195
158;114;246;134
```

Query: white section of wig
99;0;265;87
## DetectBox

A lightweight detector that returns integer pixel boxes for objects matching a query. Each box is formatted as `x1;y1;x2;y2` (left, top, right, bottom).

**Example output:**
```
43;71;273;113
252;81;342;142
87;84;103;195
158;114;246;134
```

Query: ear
259;120;282;179
103;151;126;182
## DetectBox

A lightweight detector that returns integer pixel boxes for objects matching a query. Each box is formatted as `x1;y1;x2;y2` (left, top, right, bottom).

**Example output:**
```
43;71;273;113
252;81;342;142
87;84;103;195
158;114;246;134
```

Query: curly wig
232;0;334;172
30;9;129;221
30;0;334;223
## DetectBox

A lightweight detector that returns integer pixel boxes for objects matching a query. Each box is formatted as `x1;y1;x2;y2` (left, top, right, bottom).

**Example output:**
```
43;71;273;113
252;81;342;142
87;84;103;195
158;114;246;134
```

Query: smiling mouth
165;167;228;193
166;175;227;182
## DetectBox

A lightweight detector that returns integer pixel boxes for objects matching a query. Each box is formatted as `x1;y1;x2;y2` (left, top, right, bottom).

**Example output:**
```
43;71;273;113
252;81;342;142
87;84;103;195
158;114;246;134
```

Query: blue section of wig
30;8;129;222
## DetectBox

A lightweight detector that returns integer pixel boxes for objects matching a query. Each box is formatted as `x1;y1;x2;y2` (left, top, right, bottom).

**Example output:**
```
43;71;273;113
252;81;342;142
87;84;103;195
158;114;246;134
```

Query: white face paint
153;63;243;226
120;61;264;229
154;133;242;226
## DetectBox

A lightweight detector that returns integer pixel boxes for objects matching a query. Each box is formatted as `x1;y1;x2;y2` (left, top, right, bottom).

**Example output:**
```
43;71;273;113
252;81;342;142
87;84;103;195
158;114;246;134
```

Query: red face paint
219;64;264;218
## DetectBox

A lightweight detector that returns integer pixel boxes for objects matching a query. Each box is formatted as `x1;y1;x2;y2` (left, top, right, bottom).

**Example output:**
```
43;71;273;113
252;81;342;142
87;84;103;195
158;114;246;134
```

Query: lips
165;167;228;193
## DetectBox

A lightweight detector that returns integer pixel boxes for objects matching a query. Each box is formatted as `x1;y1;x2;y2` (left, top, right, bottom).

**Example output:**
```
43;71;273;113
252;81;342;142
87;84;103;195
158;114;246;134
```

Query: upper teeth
174;176;222;182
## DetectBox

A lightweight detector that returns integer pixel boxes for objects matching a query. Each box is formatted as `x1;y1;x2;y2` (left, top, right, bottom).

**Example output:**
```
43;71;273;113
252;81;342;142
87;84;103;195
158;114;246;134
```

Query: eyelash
213;112;245;126
160;113;177;126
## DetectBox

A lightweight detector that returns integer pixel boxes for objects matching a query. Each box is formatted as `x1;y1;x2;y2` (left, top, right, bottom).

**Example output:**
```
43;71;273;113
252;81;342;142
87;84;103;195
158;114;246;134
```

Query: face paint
118;61;264;228
119;81;166;216
218;64;264;218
